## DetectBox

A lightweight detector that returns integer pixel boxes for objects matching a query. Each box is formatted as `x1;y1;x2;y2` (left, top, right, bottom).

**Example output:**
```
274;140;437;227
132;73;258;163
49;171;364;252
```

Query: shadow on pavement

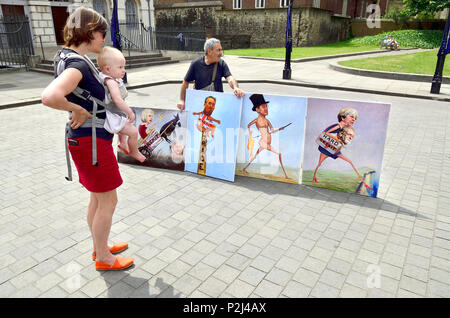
122;163;429;221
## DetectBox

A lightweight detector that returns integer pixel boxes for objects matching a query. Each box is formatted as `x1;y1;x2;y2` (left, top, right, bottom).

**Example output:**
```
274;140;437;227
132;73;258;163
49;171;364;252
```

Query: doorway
51;6;69;45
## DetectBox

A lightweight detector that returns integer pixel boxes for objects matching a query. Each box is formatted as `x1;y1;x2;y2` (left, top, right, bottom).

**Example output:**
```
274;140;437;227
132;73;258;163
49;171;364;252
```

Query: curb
236;48;417;63
329;61;450;84
2;78;449;110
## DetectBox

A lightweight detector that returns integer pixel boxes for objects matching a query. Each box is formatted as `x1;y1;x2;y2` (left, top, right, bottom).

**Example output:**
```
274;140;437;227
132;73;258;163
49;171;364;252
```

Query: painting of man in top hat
236;93;307;184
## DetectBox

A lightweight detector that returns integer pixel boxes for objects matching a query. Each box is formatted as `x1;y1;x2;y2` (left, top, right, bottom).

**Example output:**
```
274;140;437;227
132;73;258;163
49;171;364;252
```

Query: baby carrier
53;49;126;181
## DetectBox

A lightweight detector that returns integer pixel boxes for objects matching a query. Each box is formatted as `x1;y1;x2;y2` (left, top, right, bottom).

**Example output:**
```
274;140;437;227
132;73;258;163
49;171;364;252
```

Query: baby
97;46;145;162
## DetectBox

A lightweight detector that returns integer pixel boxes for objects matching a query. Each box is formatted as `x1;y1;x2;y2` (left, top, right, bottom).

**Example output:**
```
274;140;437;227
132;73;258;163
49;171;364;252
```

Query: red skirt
67;136;123;193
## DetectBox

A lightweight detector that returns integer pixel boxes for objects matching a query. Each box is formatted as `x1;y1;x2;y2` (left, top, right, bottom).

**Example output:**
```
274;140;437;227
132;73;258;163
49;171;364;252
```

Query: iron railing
118;20;155;52
117;20;205;52
0;15;34;69
154;28;205;52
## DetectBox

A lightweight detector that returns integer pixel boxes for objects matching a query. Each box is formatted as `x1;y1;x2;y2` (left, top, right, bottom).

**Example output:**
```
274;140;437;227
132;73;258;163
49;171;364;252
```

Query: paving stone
292;268;320;288
239;266;266;286
340;284;368;298
253;280;283;298
225;279;255;298
311;281;340;298
198;276;228;298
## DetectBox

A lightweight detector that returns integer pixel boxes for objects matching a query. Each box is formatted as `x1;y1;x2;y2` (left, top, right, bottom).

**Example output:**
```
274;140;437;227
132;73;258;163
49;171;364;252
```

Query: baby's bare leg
120;122;146;162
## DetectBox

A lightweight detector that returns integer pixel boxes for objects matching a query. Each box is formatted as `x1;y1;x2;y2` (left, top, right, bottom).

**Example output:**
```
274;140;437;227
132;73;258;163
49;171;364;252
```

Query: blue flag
438;13;450;55
111;0;121;50
285;2;292;52
446;31;450;54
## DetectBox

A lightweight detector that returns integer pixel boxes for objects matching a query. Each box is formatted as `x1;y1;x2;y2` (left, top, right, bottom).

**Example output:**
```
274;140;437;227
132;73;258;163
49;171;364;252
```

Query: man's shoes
92;242;128;261
95;256;134;271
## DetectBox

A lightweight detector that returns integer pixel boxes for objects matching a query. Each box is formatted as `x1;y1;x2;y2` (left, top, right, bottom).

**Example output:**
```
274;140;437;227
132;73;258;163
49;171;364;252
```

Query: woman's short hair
64;6;107;47
338;107;359;122
204;38;220;55
141;109;154;123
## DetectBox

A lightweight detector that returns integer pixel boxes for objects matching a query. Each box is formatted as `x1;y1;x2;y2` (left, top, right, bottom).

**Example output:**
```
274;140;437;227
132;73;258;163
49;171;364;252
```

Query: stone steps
29;52;178;75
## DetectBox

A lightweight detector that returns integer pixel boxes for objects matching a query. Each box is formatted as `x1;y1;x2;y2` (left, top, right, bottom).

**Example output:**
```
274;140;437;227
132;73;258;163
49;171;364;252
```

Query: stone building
154;0;393;18
153;0;397;49
0;0;156;47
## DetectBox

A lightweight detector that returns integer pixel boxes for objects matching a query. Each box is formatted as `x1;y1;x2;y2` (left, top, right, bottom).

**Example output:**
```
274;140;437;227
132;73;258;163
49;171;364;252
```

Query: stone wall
154;5;351;49
28;1;56;47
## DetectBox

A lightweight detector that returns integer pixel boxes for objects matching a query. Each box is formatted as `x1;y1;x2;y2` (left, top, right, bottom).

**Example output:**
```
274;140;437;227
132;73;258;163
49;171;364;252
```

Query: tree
402;0;450;17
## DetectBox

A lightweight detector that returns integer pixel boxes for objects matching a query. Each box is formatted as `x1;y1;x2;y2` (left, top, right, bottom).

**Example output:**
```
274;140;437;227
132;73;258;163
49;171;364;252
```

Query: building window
280;0;289;8
125;0;138;24
233;0;242;9
93;0;108;19
255;0;265;9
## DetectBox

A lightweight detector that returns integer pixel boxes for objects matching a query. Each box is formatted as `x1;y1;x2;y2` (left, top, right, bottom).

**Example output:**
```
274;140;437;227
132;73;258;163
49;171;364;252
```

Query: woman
41;7;133;271
312;107;372;190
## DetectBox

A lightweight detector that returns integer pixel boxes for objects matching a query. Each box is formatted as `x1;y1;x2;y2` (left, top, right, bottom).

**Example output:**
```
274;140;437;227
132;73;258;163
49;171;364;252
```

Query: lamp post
431;9;450;94
283;0;293;79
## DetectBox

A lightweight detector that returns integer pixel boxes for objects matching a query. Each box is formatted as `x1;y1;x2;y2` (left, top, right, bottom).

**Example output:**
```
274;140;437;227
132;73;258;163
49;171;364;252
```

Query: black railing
118;20;154;52
0;15;34;69
154;28;205;52
116;21;205;52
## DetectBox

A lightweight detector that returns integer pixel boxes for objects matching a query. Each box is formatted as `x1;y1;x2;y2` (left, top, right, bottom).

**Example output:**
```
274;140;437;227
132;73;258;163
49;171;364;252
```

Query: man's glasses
99;30;107;39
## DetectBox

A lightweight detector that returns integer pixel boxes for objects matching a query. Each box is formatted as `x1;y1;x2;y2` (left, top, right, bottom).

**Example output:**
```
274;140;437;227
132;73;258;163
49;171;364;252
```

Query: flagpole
283;0;293;80
111;0;127;83
431;10;450;94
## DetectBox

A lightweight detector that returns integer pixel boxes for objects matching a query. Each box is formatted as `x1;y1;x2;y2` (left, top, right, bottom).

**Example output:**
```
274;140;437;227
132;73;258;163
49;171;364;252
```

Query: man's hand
233;87;245;98
177;100;185;111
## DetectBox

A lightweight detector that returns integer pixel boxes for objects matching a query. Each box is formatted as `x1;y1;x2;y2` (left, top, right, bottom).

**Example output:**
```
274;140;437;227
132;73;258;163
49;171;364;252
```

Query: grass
224;40;379;59
224;30;443;59
338;49;450;75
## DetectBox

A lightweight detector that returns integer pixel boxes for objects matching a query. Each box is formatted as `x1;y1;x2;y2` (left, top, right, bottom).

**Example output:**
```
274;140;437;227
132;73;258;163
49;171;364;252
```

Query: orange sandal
95;256;134;271
92;242;128;261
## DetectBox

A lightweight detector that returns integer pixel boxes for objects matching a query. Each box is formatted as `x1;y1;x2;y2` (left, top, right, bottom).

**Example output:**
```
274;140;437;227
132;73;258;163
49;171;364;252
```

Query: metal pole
283;0;293;80
431;10;450;94
147;0;154;50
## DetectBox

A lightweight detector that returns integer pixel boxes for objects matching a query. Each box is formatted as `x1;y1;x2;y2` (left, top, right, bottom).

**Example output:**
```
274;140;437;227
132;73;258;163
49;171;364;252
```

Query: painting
184;89;243;182
302;97;390;197
117;107;187;171
235;93;307;184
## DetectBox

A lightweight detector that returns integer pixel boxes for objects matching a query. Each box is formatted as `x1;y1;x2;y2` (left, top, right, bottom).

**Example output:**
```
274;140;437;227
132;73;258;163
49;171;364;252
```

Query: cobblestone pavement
1;82;449;298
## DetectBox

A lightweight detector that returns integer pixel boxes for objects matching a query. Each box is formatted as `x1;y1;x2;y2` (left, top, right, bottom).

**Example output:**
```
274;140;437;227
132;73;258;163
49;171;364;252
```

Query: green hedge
349;30;444;49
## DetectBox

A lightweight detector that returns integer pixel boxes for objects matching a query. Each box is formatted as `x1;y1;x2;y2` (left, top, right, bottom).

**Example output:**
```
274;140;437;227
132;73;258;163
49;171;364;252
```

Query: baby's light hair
97;46;124;70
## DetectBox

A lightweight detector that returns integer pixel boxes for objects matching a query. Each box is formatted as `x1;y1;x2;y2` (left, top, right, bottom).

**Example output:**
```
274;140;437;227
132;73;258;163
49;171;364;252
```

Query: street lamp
283;0;293;80
431;9;450;94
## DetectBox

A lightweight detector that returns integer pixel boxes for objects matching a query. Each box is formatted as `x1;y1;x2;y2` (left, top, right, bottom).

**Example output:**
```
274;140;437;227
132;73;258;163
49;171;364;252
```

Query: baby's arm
105;78;134;122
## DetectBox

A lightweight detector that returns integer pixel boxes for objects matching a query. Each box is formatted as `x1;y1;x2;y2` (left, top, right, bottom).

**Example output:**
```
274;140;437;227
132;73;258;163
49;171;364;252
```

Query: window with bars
93;0;108;19
125;0;138;24
233;0;242;9
255;0;265;9
280;0;289;8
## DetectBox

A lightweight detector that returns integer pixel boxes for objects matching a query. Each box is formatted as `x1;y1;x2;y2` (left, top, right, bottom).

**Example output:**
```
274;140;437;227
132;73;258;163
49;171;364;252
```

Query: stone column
27;1;56;47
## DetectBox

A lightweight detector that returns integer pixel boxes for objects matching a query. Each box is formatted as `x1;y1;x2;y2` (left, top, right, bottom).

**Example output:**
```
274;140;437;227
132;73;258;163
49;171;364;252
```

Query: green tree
402;0;450;17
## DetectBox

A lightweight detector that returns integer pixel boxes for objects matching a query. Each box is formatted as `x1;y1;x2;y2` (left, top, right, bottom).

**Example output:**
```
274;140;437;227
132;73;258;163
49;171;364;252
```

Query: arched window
125;0;138;24
93;0;108;19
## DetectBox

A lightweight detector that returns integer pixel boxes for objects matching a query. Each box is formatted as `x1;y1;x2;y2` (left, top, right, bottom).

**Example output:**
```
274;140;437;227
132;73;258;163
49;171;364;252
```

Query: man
177;38;245;111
